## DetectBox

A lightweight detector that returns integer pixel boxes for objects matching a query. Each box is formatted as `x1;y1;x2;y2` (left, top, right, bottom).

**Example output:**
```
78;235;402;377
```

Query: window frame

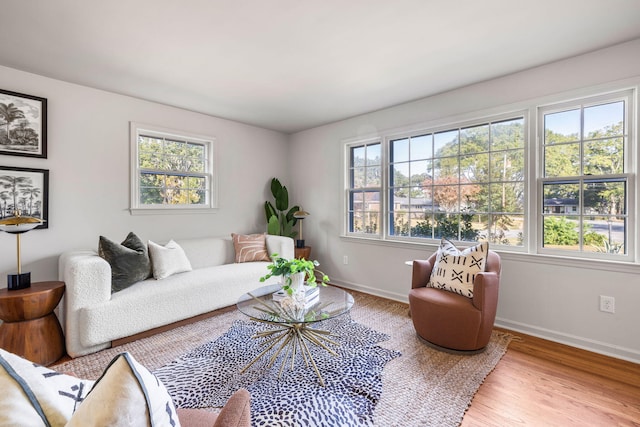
129;122;218;215
536;90;635;260
341;84;638;264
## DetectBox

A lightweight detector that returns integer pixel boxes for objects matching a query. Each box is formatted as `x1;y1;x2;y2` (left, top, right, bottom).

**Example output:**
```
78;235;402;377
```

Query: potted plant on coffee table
259;255;329;296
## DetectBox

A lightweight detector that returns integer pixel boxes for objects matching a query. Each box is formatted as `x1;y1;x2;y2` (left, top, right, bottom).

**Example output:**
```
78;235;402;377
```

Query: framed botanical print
0;89;47;158
0;166;49;229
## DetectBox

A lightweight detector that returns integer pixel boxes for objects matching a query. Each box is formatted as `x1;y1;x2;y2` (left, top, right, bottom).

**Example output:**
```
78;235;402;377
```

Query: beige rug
52;291;512;426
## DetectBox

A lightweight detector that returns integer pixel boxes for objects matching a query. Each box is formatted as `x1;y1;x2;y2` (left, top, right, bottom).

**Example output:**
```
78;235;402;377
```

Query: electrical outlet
343;255;348;265
599;295;615;313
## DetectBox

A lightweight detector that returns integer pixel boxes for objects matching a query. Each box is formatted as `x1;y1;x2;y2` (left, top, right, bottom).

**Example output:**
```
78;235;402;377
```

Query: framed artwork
0;89;47;158
0;166;49;229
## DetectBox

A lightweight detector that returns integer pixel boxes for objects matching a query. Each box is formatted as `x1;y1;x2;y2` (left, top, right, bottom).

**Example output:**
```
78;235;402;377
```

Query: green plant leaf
270;178;282;198
275;185;289;211
267;215;280;235
264;201;276;223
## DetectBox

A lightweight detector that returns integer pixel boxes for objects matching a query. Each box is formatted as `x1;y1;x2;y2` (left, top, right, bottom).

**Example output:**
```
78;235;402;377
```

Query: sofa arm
58;251;113;357
265;235;295;260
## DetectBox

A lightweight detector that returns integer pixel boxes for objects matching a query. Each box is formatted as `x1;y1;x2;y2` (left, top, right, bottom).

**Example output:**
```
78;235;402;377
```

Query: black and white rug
154;314;401;426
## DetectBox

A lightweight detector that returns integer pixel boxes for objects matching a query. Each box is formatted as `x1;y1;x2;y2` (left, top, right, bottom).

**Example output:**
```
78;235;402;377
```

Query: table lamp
293;210;309;249
0;211;45;290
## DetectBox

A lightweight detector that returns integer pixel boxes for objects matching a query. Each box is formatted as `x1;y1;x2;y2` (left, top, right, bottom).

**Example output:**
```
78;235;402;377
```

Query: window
130;122;217;214
345;87;636;263
389;117;525;245
539;91;631;257
346;115;526;246
347;140;381;235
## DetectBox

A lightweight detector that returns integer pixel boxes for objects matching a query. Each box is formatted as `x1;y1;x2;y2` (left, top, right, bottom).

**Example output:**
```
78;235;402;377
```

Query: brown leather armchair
176;388;251;427
408;250;501;352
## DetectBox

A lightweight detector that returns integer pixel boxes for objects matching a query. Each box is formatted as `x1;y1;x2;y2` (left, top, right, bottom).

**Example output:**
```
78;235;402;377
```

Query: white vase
288;272;306;295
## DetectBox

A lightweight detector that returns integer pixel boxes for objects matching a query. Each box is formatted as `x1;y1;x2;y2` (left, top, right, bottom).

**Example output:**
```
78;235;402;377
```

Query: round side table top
0;281;65;322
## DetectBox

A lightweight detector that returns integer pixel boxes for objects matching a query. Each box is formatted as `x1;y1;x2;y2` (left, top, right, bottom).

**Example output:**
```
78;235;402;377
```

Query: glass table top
237;284;354;324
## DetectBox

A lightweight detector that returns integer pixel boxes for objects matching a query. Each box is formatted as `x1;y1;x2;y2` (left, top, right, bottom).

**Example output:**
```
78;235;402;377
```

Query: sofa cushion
66;352;181;427
98;232;151;293
232;233;271;263
428;239;488;298
0;348;94;427
148;239;193;280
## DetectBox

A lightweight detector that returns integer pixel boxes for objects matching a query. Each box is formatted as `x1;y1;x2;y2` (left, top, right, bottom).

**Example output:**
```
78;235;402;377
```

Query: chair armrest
471;271;499;312
411;259;434;289
214;388;251;427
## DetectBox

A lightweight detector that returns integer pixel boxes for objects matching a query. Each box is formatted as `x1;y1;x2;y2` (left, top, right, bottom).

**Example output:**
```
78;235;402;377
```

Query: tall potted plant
264;178;299;238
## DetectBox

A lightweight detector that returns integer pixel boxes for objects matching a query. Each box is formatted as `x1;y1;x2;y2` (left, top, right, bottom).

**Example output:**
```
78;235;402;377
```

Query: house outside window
130;122;217;214
539;90;632;257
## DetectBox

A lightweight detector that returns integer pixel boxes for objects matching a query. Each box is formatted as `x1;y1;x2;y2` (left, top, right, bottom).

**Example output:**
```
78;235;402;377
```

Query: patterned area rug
52;291;513;426
154;315;400;426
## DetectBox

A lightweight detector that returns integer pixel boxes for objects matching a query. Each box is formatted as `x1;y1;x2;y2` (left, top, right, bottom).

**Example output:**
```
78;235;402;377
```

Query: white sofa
58;235;294;358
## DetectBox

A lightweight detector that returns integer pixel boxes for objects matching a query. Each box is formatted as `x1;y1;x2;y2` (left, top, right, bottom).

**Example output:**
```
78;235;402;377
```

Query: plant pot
288;272;306;295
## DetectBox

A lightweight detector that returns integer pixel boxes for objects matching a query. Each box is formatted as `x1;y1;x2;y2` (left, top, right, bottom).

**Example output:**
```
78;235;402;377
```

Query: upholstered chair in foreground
177;388;251;427
409;250;501;352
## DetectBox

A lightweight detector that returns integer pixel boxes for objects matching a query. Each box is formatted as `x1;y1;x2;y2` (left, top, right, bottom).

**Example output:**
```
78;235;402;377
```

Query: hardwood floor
462;329;640;426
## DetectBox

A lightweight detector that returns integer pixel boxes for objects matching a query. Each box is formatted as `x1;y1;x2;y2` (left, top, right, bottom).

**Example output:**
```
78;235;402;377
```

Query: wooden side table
294;246;311;260
0;281;66;366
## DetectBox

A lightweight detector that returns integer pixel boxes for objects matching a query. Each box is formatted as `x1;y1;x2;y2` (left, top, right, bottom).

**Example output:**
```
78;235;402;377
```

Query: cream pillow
0;348;94;427
67;352;181;427
231;233;271;263
148;239;193;280
428;239;488;298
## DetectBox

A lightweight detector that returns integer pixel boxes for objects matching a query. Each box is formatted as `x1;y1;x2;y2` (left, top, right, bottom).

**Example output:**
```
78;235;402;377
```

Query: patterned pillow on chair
427;239;488;298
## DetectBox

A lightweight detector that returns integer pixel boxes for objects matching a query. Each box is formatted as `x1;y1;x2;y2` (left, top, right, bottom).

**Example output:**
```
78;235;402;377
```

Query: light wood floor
462;328;640;426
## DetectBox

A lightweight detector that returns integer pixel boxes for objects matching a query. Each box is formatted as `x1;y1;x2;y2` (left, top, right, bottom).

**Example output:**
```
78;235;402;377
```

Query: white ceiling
2;1;640;134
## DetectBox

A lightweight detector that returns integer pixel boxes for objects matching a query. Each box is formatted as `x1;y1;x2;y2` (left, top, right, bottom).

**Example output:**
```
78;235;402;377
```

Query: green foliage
543;217;578;245
259;254;329;295
264;178;299;238
137;135;206;205
583;231;605;246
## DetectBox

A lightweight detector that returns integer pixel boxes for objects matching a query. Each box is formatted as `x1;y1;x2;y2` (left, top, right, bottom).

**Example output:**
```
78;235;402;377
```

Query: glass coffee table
236;283;354;386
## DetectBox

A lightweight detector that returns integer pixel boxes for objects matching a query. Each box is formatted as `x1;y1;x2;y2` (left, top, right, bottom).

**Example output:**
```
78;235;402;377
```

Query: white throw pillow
148;239;193;280
66;352;181;427
427;239;488;298
0;348;94;427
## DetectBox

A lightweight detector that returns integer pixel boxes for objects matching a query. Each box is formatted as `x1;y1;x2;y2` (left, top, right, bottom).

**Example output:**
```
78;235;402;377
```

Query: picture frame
0;89;47;158
0;166;49;229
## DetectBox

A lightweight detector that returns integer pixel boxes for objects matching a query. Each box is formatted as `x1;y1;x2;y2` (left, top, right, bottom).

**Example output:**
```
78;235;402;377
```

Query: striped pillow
232;233;271;263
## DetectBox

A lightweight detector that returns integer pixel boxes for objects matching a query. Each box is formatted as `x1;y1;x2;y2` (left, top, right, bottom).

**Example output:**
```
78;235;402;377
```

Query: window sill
129;207;219;215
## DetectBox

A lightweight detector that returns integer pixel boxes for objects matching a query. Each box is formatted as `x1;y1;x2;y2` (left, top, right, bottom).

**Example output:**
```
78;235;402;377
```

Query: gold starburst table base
240;318;339;387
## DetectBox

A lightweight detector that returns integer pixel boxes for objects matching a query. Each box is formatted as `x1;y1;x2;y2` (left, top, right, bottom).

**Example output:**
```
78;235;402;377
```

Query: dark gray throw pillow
98;232;152;293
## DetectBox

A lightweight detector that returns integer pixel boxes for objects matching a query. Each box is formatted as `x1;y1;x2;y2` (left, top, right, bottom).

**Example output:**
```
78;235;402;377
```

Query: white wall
289;39;640;363
0;66;290;284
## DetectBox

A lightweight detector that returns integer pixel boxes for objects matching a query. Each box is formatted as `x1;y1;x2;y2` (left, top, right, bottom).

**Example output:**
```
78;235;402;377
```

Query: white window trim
536;89;635;260
341;79;640;265
129;122;218;215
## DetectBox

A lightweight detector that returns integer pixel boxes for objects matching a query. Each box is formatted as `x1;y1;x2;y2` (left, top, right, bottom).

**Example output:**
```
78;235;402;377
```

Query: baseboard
330;279;409;304
495;317;640;365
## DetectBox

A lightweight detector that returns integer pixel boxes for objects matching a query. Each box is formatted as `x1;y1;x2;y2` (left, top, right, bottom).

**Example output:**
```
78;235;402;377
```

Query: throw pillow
66;352;181;427
98;232;152;293
148;239;193;279
428;239;489;298
231;233;271;263
0;348;94;427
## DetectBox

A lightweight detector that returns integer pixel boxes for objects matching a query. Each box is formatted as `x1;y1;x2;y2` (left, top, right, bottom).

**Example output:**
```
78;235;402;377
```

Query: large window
539;91;631;257
346;115;526;248
388;117;525;245
130;122;217;213
344;87;636;262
